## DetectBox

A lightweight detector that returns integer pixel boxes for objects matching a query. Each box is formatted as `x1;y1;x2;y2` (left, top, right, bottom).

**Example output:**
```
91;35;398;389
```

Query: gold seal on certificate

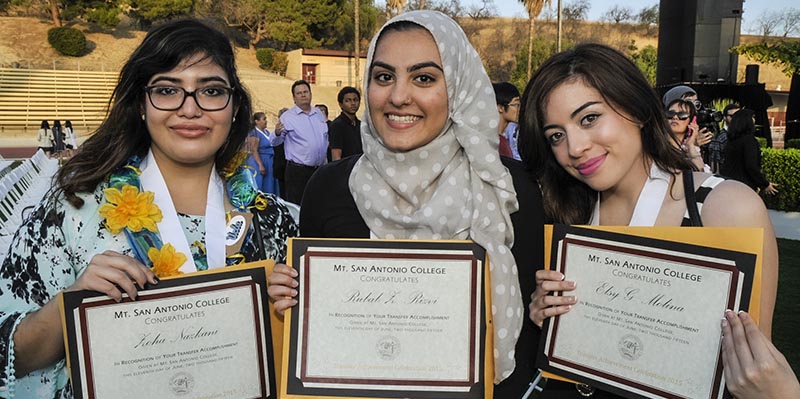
59;262;276;399
538;225;758;399
281;238;489;399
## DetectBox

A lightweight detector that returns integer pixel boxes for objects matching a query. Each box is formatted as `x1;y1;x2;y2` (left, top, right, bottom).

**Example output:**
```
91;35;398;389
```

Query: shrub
47;26;86;56
761;148;800;212
256;48;274;69
755;137;767;148
786;139;800;150
270;51;288;76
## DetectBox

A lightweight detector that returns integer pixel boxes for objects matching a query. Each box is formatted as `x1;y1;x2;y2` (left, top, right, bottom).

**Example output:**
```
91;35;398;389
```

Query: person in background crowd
519;43;778;398
720;109;779;195
64;120;78;150
315;104;329;121
36;120;52;156
665;99;712;172
0;19;297;399
246;111;282;195
50;120;66;154
279;81;328;204
272;107;289;199
315;103;332;161
329;86;363;161
493;82;521;160
268;10;544;397
708;103;739;173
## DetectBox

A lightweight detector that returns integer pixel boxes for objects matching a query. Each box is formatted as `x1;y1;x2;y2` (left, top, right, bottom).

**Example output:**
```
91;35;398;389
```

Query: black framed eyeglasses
665;110;690;120
144;85;234;111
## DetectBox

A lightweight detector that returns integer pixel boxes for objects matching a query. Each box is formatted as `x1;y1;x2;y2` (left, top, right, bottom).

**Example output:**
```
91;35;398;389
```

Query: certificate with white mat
538;225;758;399
281;238;490;399
60;261;276;399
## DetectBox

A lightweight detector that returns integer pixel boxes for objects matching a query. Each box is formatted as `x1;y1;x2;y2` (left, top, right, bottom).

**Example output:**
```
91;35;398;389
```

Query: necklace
99;151;266;277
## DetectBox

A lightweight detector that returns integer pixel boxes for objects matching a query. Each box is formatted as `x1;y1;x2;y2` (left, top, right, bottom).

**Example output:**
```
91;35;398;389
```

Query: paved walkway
769;210;800;241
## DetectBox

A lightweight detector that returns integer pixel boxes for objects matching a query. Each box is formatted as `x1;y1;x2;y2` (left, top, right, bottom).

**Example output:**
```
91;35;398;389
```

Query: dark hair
337;86;360;103
52;120;61;129
723;103;741;117
727;108;755;140
492;82;520;109
253;112;266;122
65;120;72;129
315;104;329;117
519;43;692;224
291;80;311;95
55;19;252;207
40;120;50;129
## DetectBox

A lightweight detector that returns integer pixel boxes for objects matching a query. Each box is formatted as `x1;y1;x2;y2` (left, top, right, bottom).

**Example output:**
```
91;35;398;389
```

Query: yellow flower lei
148;244;186;278
98;185;163;235
101;153;266;278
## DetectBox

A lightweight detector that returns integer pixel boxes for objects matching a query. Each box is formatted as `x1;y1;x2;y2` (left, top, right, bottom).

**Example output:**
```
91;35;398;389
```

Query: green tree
323;0;380;51
61;0;121;29
262;0;343;51
510;36;561;90
519;0;550;80
628;44;657;86
128;0;193;26
733;40;800;141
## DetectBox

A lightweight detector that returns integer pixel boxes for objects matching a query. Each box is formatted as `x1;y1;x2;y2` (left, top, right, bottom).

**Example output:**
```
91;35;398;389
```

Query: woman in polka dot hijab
350;10;524;384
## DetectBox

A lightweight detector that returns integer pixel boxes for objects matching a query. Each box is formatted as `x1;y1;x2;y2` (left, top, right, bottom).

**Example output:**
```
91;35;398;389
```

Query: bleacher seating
0;149;59;259
0;68;117;135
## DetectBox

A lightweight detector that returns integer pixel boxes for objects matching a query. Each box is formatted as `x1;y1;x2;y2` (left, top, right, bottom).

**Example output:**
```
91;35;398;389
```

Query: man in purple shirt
278;80;329;204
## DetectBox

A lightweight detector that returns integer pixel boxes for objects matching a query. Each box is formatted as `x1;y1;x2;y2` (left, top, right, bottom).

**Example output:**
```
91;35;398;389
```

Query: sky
456;0;797;34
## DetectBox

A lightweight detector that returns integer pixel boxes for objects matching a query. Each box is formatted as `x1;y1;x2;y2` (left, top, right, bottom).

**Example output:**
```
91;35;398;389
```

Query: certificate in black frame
283;238;488;399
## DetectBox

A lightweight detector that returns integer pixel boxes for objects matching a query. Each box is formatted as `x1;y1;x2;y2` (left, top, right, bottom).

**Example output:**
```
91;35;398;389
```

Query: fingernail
724;309;733;317
291;269;298;277
571;296;577;304
721;318;728;327
560;274;566;281
569;281;576;288
153;276;160;285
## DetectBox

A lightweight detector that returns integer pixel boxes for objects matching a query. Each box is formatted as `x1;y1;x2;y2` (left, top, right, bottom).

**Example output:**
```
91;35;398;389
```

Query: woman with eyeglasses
519;43;778;398
0;20;297;398
665;98;713;172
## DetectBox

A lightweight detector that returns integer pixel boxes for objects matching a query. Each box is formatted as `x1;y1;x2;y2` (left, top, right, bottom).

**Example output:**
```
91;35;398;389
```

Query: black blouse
300;155;545;397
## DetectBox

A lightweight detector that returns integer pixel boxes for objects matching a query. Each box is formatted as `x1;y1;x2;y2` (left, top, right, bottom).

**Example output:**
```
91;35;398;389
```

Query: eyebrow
370;61;444;73
149;76;229;85
542;101;602;131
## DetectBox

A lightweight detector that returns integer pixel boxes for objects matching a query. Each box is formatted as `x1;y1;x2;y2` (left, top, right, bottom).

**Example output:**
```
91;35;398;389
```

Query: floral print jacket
0;183;297;398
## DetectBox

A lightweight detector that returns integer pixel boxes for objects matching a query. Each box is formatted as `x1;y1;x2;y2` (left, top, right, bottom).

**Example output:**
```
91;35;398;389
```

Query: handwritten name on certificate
283;239;487;399
61;267;273;399
540;225;755;399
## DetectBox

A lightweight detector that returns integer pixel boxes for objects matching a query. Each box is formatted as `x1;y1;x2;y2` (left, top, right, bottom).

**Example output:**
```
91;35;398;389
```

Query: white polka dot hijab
350;10;523;383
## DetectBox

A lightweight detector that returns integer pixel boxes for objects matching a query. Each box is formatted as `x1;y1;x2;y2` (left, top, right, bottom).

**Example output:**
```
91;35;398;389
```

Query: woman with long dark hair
518;43;778;398
720;109;779;195
0;19;297;398
36;120;52;156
